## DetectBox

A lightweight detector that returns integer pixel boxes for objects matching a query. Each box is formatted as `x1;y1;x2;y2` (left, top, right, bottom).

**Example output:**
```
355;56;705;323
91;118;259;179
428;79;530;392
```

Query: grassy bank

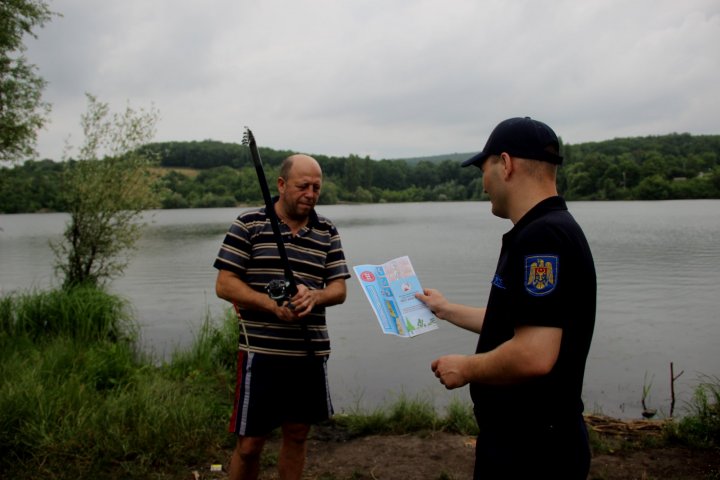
0;286;237;479
0;287;717;479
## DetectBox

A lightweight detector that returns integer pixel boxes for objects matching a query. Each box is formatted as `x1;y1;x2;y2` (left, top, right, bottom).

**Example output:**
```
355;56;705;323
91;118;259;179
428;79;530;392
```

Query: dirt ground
194;417;720;480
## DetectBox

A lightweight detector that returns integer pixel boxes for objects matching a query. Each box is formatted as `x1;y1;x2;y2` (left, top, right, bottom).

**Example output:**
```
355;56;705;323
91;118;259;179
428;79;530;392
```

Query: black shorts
229;351;333;437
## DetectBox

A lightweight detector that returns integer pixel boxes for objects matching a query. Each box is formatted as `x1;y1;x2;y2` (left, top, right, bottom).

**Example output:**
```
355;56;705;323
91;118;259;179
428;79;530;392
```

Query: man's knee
235;435;266;461
281;423;311;445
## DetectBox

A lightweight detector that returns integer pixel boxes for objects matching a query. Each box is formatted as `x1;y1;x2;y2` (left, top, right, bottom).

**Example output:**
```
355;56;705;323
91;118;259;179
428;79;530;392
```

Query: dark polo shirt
471;196;597;428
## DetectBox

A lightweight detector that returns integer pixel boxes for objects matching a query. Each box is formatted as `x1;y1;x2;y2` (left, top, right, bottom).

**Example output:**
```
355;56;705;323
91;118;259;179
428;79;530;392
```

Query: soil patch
191;418;720;479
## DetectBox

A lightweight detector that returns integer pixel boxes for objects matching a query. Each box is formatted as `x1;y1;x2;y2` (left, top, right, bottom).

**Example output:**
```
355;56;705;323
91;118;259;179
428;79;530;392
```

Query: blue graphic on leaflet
353;256;438;338
362;283;399;334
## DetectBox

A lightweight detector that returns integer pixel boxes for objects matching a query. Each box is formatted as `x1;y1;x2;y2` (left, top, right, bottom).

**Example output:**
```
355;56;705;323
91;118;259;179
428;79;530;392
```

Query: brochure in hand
353;256;438;338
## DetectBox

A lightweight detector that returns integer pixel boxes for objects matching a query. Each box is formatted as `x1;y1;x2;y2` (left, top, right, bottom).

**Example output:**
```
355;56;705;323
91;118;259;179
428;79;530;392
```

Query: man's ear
499;152;514;179
277;176;286;193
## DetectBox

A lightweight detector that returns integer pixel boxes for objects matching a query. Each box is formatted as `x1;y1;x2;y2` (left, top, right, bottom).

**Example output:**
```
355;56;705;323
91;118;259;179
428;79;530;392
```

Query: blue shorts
229;351;334;437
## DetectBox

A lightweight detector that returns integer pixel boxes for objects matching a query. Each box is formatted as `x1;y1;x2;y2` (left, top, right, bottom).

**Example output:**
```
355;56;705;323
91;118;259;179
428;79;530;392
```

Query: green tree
711;166;720;192
51;94;160;288
616;154;642;189
0;158;63;212
634;174;671;200
372;159;408;190
158;170;193;208
0;0;55;161
564;163;594;199
408;160;437;188
343;154;362;191
317;178;339;205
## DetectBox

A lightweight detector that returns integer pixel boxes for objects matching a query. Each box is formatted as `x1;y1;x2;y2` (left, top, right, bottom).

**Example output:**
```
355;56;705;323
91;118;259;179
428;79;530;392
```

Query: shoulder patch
524;255;558;296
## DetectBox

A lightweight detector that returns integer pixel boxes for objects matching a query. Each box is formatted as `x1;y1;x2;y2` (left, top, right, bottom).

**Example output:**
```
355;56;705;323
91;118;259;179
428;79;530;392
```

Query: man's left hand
289;284;317;318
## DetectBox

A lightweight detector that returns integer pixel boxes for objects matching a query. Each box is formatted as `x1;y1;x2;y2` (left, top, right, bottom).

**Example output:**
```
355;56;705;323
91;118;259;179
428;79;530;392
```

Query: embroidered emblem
492;274;506;289
525;255;558;296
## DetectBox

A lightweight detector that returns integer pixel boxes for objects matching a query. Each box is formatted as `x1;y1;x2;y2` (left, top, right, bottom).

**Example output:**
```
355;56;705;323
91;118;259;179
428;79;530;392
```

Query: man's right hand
274;302;298;322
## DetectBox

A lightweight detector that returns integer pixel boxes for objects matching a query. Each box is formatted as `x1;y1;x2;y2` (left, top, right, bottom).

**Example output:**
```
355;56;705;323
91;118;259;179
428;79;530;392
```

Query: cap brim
461;151;489;168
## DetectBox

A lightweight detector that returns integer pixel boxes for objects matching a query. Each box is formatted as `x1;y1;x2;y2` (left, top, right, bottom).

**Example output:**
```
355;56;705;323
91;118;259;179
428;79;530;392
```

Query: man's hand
287;284;317;318
273;284;317;321
431;355;470;389
274;302;298;322
416;288;486;334
415;288;449;319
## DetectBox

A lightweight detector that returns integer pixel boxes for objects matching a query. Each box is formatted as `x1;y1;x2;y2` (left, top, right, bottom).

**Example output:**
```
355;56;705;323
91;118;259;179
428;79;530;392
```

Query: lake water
1;200;719;419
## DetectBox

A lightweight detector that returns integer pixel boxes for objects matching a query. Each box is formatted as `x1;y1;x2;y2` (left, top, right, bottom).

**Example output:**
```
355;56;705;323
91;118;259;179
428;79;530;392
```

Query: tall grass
0;339;232;478
0;287;237;480
333;394;479;437
2;286;716;479
166;307;238;382
665;375;720;448
0;285;135;342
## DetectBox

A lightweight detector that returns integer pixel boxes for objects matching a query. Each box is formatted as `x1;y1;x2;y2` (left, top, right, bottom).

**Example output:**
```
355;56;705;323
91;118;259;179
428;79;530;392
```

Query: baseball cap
461;117;563;168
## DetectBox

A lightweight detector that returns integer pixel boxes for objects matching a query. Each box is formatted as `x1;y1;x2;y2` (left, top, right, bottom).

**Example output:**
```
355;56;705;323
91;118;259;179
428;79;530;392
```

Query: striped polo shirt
213;199;350;357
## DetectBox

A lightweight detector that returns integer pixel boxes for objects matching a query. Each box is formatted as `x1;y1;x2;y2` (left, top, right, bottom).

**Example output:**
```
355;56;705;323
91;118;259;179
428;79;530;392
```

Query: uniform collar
507;196;567;236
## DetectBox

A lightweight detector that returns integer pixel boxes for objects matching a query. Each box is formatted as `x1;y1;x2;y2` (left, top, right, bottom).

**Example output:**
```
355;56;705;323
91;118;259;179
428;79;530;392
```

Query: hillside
2;133;719;214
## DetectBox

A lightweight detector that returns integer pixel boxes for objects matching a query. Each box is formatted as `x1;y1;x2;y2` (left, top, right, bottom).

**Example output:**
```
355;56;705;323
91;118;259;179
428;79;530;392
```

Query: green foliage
385;392;438;432
598;374;720;453
443;397;480;435
335;407;390;437
140;139;293;170
166;307;238;383
141;139;248;169
0;286;233;480
3;132;720;212
0;340;230;479
0;158;64;212
0;285;135;343
665;375;720;448
3;286;719;479
0;0;56;162
560;133;720;200
334;393;478;437
51;94;161;288
147;133;719;203
634;174;672;200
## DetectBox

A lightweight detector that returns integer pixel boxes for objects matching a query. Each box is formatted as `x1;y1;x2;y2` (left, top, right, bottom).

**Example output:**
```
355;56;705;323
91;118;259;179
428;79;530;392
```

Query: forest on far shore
2;132;719;213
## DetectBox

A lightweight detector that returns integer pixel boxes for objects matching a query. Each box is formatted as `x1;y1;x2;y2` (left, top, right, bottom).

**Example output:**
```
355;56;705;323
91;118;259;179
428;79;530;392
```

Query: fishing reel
265;278;294;307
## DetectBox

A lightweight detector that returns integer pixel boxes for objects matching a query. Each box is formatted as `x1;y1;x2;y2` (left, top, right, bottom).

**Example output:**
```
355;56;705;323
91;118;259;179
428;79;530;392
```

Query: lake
1;200;719;419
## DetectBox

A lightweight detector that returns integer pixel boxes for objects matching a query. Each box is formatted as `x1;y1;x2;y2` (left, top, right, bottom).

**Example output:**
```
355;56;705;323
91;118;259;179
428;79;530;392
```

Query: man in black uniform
417;117;596;479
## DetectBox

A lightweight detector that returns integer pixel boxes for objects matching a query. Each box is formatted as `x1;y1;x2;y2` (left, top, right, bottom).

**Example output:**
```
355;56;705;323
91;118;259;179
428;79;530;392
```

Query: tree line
1;132;720;214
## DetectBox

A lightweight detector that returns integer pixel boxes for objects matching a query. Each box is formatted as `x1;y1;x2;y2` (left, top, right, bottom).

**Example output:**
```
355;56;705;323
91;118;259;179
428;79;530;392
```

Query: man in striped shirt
214;154;350;480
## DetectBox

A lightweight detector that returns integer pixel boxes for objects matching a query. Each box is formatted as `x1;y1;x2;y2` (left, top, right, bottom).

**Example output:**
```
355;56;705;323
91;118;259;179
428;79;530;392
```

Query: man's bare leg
229;436;266;480
278;423;311;480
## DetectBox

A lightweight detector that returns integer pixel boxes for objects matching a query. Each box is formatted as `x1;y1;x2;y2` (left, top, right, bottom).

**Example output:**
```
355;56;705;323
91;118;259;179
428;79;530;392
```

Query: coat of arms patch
525;255;558;296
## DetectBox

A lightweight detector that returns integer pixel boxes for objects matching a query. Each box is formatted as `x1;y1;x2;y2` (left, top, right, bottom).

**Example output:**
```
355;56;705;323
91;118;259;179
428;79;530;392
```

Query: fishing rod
242;127;298;306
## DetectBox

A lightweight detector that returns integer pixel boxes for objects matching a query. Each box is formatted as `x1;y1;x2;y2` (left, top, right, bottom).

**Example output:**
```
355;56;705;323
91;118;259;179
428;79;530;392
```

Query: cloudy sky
25;0;720;160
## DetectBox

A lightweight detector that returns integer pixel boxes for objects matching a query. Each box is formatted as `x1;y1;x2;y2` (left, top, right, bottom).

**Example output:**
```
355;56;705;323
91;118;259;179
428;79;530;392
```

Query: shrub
0;285;135;342
666;375;720;448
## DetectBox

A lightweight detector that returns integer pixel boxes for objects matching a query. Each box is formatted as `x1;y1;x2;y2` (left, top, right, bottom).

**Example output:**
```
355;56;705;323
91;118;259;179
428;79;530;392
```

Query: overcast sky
25;0;720;161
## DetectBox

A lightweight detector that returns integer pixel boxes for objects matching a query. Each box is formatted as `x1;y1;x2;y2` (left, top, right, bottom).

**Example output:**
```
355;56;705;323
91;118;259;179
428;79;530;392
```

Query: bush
0;287;234;479
666;375;720;448
0;285;135;342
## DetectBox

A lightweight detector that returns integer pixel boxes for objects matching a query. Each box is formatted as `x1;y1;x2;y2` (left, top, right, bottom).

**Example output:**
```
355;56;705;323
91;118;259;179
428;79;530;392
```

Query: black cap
461;117;563;168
